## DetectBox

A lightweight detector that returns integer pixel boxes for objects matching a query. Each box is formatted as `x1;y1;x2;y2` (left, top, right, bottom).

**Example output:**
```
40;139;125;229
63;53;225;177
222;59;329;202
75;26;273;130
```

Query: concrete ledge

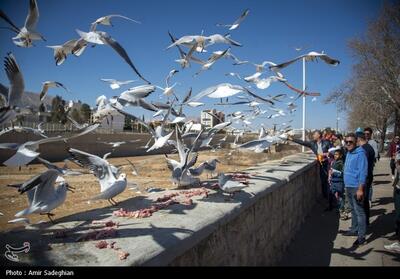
0;153;320;266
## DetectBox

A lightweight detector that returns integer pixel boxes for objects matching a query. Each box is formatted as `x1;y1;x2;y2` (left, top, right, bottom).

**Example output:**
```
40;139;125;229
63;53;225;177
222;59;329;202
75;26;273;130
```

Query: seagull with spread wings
216;9;250;30
0;0;46;47
40;81;69;101
100;78;136;90
90;14;141;31
0;53;28;125
270;51;340;72
68;148;127;206
76;29;150;84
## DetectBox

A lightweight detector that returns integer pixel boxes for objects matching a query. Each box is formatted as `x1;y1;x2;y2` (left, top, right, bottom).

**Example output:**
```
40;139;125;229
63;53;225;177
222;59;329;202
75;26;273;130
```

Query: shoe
352;237;366;247
383;242;400;253
343;230;358;236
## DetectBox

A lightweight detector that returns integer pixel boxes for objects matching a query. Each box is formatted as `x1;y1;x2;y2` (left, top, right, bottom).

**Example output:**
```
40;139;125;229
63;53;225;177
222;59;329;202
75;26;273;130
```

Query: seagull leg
108;199;114;206
111;198;118;206
41;212;56;224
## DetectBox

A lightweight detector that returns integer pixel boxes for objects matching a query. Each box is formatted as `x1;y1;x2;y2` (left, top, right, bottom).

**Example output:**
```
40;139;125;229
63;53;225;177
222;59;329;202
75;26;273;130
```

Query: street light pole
302;57;306;153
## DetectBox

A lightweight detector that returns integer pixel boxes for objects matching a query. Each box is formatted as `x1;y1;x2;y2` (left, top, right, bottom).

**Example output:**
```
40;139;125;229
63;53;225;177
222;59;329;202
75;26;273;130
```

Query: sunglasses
364;132;371;135
345;140;355;145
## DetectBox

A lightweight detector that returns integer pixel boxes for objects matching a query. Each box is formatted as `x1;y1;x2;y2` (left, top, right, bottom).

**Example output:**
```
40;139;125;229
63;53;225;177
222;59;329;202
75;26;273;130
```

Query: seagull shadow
373;180;392;186
371;197;394;207
331;247;374;261
373;249;400;262
373;173;390;177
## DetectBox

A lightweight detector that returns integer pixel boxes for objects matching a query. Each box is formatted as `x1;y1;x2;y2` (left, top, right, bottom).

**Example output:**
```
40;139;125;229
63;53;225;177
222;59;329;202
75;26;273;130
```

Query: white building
98;110;125;132
200;109;225;129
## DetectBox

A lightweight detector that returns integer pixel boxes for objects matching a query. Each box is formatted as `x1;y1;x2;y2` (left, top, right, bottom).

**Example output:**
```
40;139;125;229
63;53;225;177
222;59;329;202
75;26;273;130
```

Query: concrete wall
168;156;320;266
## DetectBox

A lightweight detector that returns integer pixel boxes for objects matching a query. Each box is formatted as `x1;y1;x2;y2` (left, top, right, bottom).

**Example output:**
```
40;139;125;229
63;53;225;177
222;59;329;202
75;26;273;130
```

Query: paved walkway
280;157;400;266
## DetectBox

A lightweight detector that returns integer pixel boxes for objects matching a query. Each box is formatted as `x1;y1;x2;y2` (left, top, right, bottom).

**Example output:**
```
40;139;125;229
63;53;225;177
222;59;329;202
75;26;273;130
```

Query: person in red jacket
389;136;400;180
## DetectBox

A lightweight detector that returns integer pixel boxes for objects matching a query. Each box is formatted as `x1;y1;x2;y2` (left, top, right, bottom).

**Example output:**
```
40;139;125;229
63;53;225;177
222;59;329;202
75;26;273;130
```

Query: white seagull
218;173;247;197
68;148;127;206
8;169;74;222
216;9;250;30
40;81;69;101
47;39;87;66
100;78;136;90
91;14;141;31
270;51;340;71
0;53;25;125
0;123;99;167
76;29;150;84
0;0;46;47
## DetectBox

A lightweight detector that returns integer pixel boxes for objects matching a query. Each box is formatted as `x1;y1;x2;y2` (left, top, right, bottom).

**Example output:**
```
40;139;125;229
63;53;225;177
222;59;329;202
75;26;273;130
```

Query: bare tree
325;1;400;144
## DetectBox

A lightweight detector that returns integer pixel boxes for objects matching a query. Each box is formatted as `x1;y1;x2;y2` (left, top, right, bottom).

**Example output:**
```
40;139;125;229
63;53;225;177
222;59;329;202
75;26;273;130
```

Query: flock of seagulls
0;1;339;224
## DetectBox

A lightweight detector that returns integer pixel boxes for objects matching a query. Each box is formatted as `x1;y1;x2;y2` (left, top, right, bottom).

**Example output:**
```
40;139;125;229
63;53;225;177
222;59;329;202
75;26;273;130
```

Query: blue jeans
346;187;367;239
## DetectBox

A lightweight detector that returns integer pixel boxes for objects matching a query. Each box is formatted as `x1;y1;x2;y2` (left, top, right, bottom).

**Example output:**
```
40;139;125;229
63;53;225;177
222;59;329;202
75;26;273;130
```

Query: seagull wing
0;9;21;34
182;87;192;104
233;9;250;25
4;53;24;107
25;0;39;30
31;170;60;204
68;148;115;191
37;156;63;174
16;169;58;198
100;34;150;84
244;88;274;105
108;14;141;24
319;54;340;65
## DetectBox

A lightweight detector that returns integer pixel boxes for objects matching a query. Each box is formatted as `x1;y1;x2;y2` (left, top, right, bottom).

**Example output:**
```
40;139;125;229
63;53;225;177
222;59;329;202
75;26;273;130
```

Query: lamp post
302;57;306;153
273;52;340;152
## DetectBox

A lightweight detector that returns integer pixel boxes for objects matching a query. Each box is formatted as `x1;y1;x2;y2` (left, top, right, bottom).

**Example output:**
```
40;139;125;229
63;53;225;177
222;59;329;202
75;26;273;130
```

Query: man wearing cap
343;133;368;247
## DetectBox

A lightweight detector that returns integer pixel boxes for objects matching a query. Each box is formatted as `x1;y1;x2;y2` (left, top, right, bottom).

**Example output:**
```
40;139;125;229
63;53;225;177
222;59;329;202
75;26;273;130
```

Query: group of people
287;128;400;251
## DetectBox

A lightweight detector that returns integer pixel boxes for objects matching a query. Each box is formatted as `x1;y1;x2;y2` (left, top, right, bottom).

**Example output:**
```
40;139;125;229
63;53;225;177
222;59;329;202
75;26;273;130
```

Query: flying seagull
76;29;150;84
0;53;26;125
0;0;46;47
216;9;250;30
270;51;340;71
40;81;69;101
91;14;141;31
100;78;136;90
47;39;88;66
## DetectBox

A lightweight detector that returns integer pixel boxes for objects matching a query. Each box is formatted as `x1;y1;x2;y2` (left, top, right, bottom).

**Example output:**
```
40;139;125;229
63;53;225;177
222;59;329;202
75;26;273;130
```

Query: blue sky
0;0;386;132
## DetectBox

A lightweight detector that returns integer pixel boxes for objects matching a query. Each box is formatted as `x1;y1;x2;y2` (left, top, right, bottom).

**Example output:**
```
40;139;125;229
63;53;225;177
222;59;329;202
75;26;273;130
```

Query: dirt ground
0;146;300;231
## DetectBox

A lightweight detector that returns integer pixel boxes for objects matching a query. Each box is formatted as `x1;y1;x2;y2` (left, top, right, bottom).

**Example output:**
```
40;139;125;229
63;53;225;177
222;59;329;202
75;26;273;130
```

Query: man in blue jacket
343;133;368;247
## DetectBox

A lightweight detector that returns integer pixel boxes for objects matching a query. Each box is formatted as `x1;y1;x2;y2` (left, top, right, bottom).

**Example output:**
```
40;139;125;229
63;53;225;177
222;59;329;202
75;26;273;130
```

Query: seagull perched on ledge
68;148;127;206
8;169;74;223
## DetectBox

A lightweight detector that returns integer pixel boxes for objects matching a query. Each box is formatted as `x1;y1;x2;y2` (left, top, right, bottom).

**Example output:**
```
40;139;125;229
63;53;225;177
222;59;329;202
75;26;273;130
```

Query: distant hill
0;82;53;109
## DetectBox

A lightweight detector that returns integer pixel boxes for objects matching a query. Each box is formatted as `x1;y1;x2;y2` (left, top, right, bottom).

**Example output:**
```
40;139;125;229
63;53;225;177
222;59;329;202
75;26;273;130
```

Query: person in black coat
288;130;332;200
357;134;376;226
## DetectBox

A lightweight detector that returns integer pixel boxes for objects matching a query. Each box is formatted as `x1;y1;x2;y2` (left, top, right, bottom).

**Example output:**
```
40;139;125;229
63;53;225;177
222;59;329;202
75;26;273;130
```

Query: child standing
328;149;345;213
